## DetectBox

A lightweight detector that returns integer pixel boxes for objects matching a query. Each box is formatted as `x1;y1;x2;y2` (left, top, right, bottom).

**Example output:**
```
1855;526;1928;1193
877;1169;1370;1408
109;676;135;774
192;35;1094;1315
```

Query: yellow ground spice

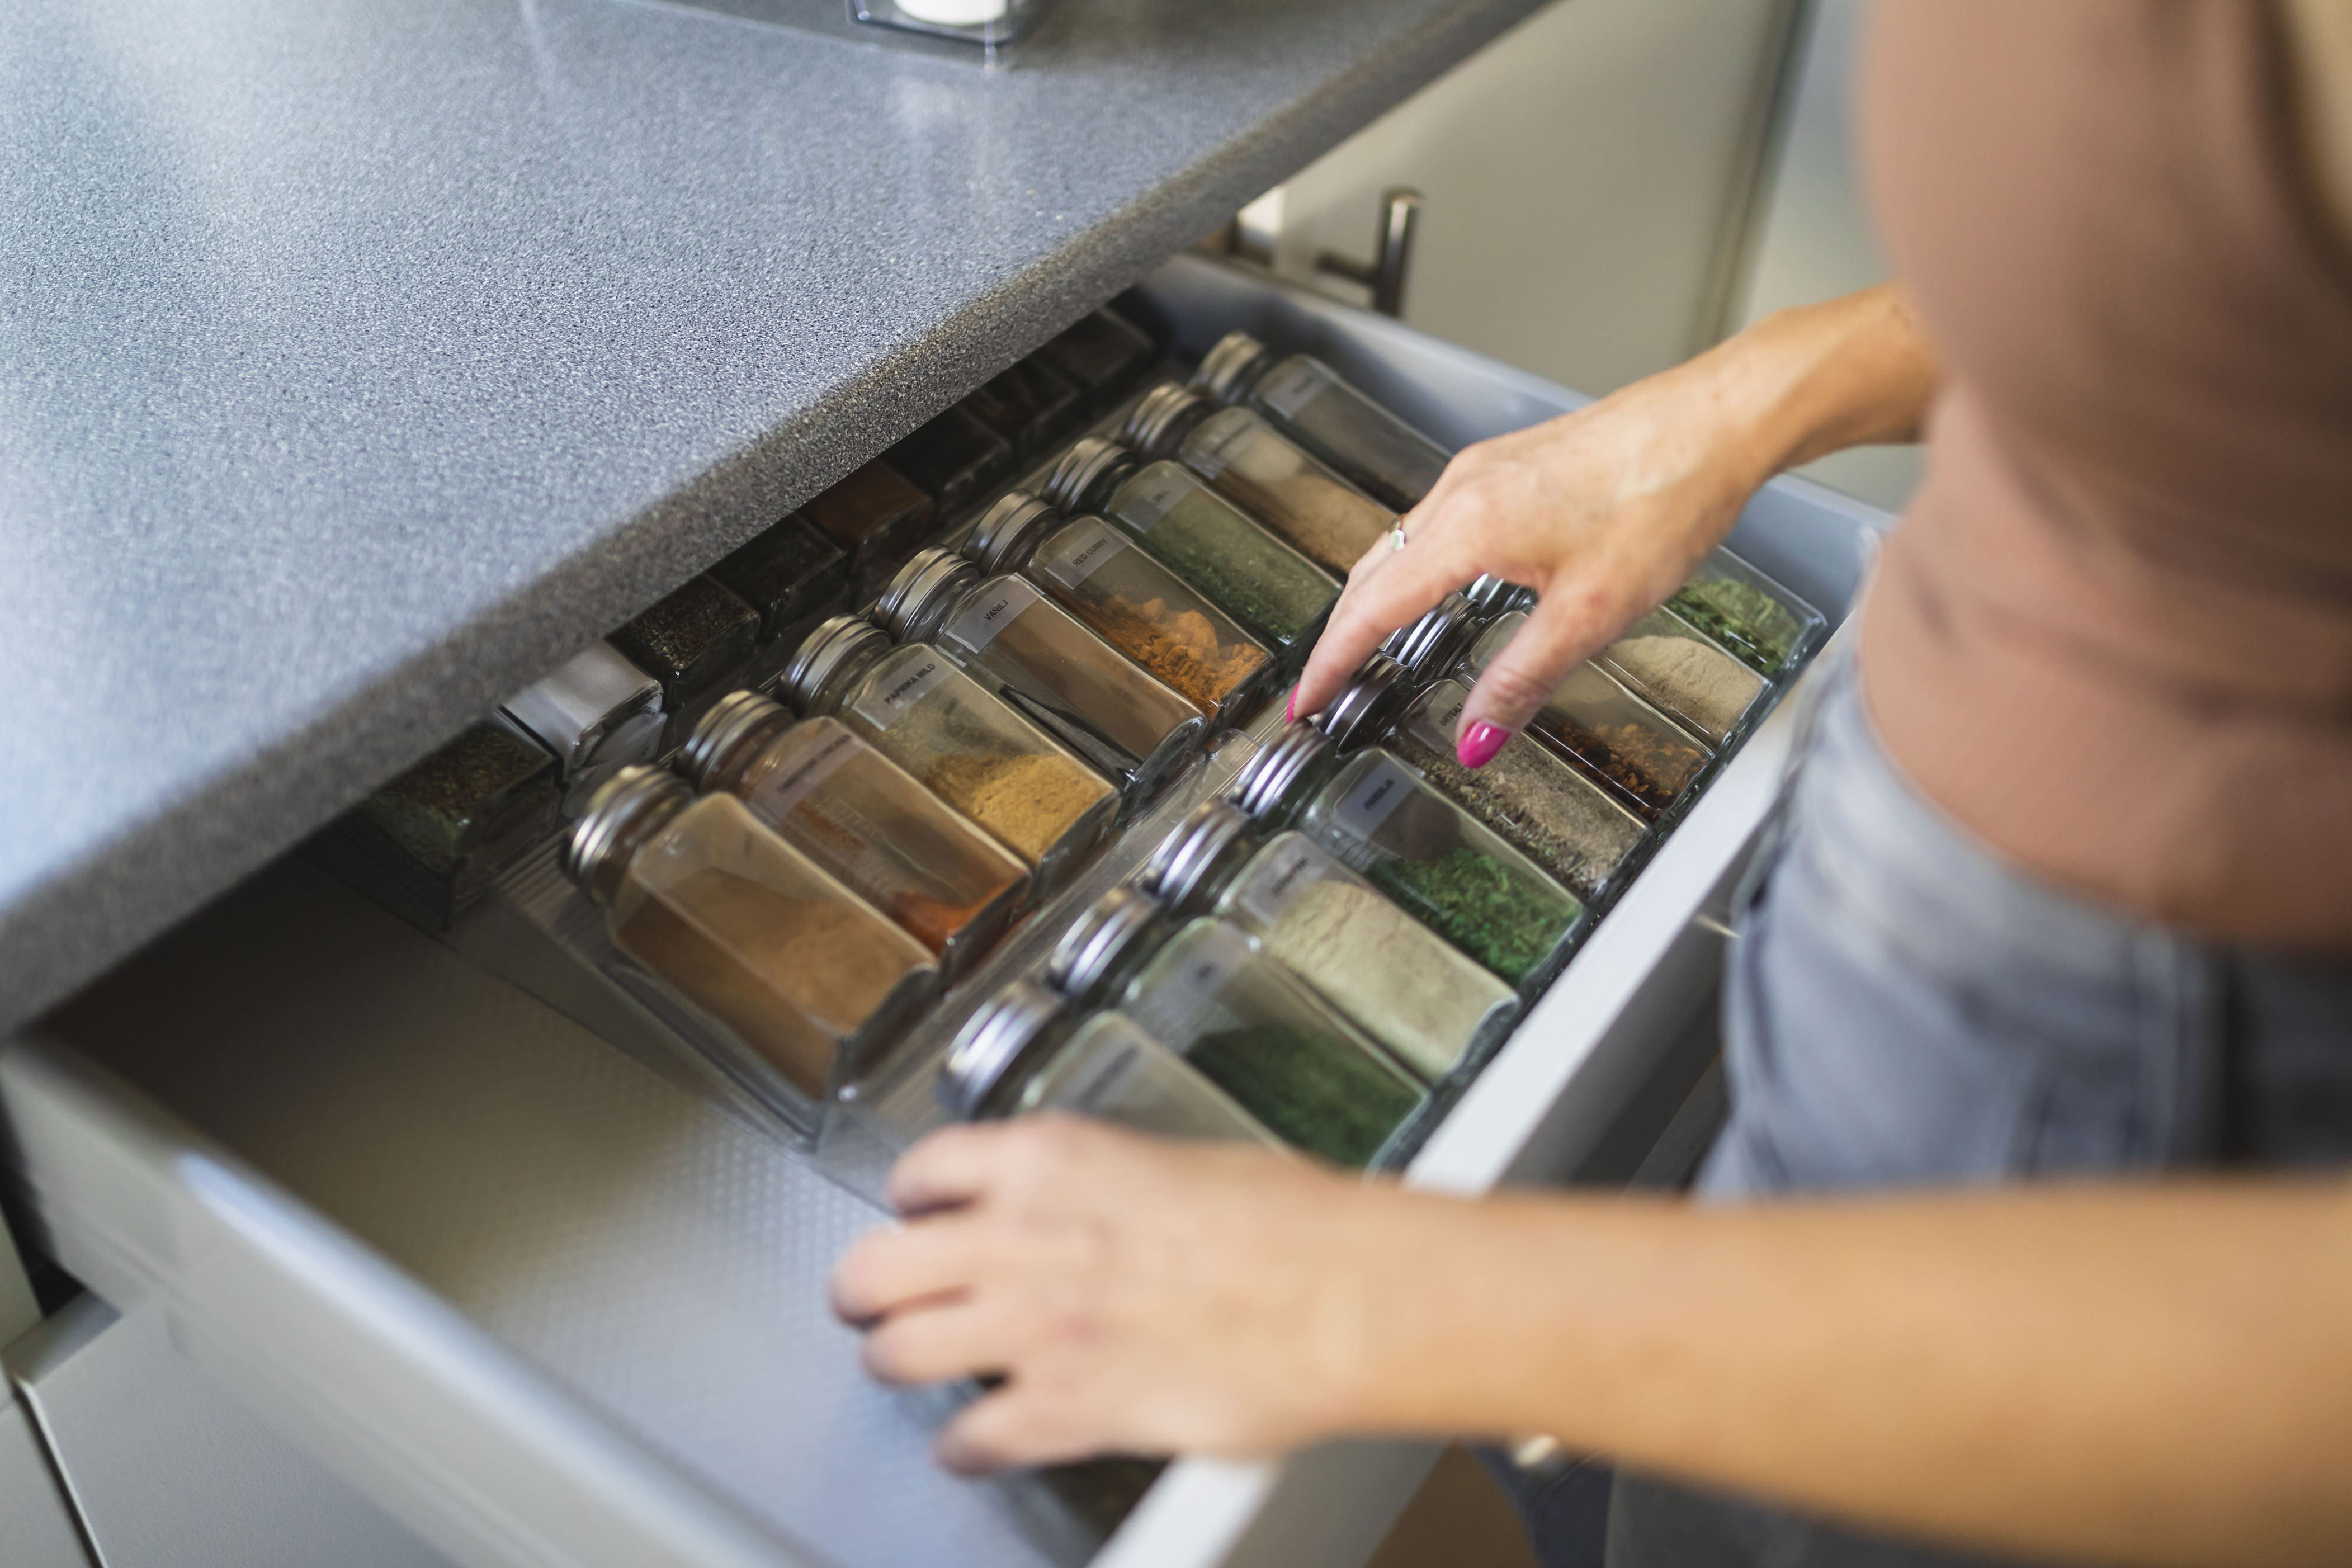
923;750;1111;863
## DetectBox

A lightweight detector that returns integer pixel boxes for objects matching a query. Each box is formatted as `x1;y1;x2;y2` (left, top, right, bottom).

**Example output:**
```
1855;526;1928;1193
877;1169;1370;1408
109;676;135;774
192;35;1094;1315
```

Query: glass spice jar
608;576;763;754
1665;549;1827;678
1465;574;1537;617
1380;591;1482;684
780;614;1116;892
1045;882;1175;1008
966;492;1277;729
961;359;1085;462
801;460;937;599
566;767;939;1101
1116;915;1425;1168
1591;606;1768;748
876;547;1207;802
1123;382;1397;579
938;977;1278;1145
682;689;1031;981
1229;722;1584;989
341;720;562;928
1042;437;1340;665
1132;799;1264;918
1191;330;1451;511
1456;624;1713;821
707;512;852;689
881;405;1016;521
500;639;667;818
1032;307;1156;415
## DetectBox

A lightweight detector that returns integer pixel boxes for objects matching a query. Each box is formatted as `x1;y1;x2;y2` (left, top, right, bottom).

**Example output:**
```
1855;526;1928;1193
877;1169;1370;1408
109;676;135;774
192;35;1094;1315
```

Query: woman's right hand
1289;284;1938;765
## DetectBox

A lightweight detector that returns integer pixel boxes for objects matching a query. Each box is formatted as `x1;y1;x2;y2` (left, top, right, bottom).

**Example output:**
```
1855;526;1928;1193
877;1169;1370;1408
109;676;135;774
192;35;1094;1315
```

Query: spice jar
707;512;852;689
1191;330;1451;511
961;359;1085;462
1124;382;1396;579
1033;307;1156;415
500;640;667;817
1456;624;1712;820
966;492;1276;729
1380;591;1482;683
608;577;763;753
1117;916;1425;1168
336;721;562;928
1591;606;1767;748
1230;722;1584;988
876;547;1207;802
1042;437;1340;665
780;614;1116;891
938;978;1277;1145
1132;800;1264;917
1665;549;1826;678
682;689;1031;981
1213;830;1518;1084
566;767;938;1100
881;405;1016;521
801;461;936;598
1044;883;1174;1008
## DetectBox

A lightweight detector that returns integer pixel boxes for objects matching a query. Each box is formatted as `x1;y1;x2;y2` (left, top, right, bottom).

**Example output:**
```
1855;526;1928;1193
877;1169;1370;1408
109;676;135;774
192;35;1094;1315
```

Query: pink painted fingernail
1458;722;1510;770
1285;685;1298;722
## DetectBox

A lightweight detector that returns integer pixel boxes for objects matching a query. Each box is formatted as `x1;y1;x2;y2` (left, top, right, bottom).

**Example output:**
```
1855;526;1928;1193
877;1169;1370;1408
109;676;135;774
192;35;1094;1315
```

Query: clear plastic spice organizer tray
3;255;1891;1568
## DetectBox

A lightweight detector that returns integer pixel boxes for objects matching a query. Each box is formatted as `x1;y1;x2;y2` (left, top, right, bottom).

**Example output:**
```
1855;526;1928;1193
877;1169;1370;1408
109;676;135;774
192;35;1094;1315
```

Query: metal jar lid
777;613;891;715
1135;800;1256;914
965;492;1062;575
937;977;1069;1119
564;764;693;905
874;546;981;643
1466;574;1537;615
1381;591;1477;680
1190;330;1273;405
1123;381;1210;457
678;687;794;792
1044;883;1168;1003
1227;721;1335;821
1040;436;1136;514
1316;654;1412;750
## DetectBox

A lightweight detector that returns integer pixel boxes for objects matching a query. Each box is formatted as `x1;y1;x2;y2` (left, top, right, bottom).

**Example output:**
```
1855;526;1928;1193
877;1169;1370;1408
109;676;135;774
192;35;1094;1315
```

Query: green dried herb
1187;1021;1418;1167
1367;847;1579;988
1668;575;1805;676
1131;490;1338;651
1386;729;1643;901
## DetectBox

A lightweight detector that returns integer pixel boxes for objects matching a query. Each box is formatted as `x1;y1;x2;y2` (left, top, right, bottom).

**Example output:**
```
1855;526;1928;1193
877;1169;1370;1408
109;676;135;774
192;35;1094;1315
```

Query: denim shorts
1594;653;2352;1568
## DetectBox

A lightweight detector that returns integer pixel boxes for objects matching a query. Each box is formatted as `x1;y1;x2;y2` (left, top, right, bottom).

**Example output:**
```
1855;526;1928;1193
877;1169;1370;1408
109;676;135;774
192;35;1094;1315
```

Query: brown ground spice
1090;593;1269;712
923;750;1111;863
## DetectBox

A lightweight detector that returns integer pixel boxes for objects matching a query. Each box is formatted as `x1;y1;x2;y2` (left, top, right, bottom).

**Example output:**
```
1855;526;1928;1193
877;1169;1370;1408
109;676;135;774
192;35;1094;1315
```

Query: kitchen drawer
0;256;1889;1568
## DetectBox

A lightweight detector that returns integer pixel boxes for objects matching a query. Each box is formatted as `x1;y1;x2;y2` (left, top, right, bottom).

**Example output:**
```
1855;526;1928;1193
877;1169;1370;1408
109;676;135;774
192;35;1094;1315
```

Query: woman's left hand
829;1115;1391;1472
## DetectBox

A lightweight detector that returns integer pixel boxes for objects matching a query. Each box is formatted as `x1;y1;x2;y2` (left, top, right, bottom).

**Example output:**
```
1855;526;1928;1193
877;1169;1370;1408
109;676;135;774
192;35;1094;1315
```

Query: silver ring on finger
1386;521;1411;554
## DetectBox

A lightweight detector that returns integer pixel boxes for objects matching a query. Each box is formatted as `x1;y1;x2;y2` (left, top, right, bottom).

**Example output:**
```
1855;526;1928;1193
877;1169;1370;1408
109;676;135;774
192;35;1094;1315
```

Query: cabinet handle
1315;187;1422;318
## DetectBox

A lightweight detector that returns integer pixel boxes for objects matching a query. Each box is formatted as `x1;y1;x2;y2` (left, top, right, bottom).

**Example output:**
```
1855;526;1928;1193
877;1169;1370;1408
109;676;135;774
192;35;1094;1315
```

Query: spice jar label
1130;922;1253;1044
1117;465;1195;534
943;578;1045;655
1402;682;1469;758
1326;752;1419;844
1230;835;1335;929
849;653;955;733
757;724;865;820
1254;358;1325;421
1033;517;1132;591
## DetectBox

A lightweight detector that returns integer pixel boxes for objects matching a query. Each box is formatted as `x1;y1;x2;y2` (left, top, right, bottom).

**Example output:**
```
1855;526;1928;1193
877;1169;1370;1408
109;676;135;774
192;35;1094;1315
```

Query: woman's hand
1291;285;1937;764
829;1116;1397;1472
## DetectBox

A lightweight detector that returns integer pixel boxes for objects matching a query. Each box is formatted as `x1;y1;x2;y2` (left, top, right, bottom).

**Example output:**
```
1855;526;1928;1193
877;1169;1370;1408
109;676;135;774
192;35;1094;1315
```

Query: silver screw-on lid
1041;436;1136;514
874;547;981;643
1044;883;1168;1002
965;492;1062;575
937;978;1068;1119
1191;330;1273;405
777;613;892;715
1123;381;1209;456
678;687;794;791
1381;591;1477;679
1466;574;1537;615
1317;654;1411;749
1135;800;1256;914
1227;722;1335;821
564;764;693;905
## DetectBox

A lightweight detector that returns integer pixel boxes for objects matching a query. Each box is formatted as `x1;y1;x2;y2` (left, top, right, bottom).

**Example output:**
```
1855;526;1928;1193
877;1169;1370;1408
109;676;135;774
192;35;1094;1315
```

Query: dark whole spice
962;360;1085;460
708;513;849;642
881;405;1016;518
1367;847;1576;988
1571;720;1706;818
1385;722;1643;901
1185;1021;1418;1167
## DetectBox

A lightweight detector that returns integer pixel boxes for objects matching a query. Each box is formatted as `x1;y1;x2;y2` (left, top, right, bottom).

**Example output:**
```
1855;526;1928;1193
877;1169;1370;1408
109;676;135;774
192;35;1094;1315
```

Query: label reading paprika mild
850;655;955;733
944;577;1042;654
1035;518;1132;591
1325;753;1418;845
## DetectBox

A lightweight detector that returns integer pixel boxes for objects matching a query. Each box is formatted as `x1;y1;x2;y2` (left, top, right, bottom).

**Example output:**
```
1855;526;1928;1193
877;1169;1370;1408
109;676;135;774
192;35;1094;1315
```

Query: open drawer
0;255;1891;1568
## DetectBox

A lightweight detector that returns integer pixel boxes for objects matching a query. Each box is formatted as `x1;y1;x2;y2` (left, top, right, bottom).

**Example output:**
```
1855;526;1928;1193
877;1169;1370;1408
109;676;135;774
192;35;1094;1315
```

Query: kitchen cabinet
2;256;1890;1568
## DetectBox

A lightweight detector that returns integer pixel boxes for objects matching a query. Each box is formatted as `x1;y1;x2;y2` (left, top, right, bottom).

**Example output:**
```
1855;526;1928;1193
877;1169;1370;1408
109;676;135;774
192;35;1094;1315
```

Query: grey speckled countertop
0;0;1543;1027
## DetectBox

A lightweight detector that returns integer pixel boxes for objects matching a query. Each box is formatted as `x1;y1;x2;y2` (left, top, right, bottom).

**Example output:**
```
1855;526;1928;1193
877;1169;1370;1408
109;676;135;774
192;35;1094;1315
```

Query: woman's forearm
1338;1180;2352;1568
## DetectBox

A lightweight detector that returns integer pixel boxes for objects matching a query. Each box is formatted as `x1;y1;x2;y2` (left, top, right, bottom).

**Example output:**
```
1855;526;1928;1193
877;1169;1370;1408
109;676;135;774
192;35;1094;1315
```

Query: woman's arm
1289;283;1938;757
832;1117;2352;1568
